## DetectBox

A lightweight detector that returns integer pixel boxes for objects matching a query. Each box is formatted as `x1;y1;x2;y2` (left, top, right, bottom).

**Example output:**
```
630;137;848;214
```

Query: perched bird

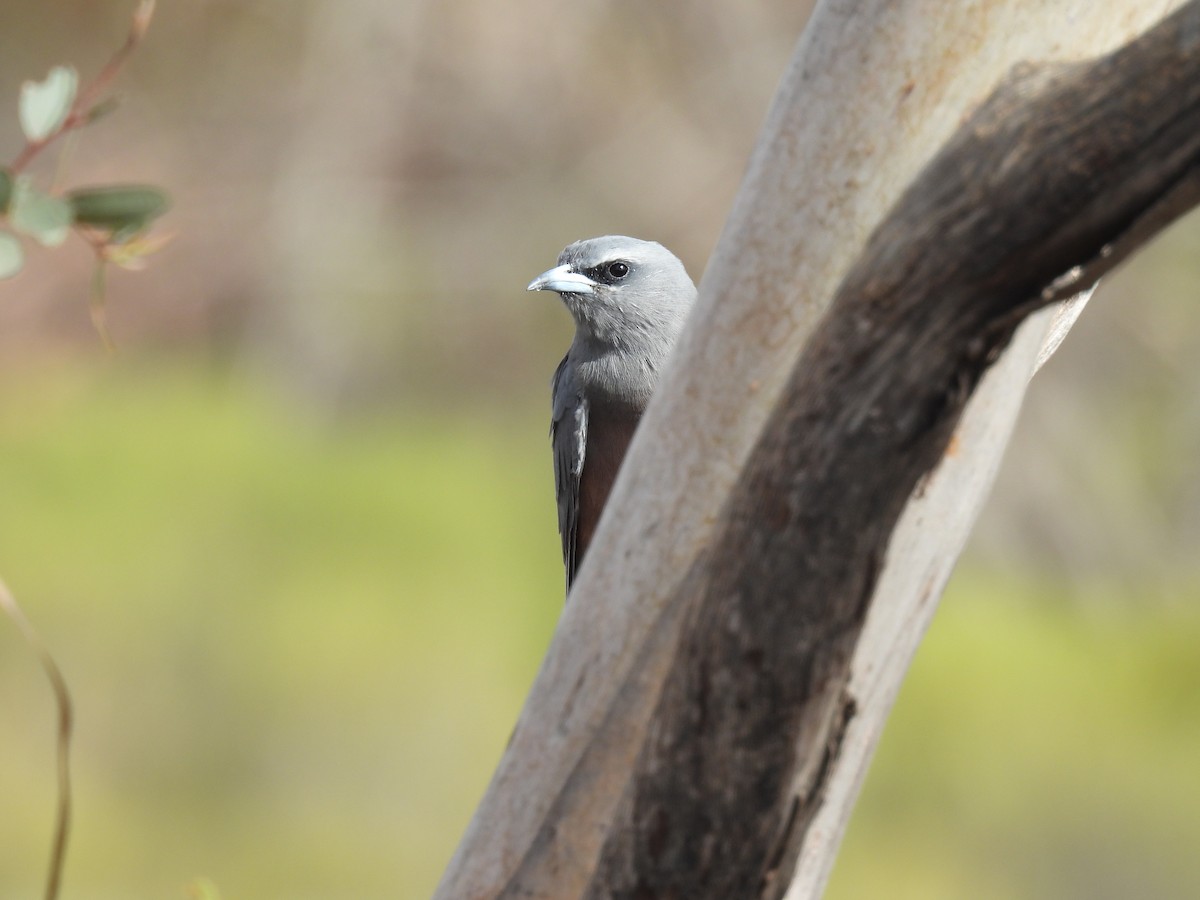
528;236;697;590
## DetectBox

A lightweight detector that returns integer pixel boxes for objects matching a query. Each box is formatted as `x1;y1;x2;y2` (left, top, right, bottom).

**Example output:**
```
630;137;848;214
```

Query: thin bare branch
0;578;74;900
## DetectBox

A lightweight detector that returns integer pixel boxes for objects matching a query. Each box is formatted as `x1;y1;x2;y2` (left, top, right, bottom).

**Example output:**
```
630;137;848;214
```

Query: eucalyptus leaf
0;232;24;279
18;66;78;142
10;176;72;247
69;185;169;231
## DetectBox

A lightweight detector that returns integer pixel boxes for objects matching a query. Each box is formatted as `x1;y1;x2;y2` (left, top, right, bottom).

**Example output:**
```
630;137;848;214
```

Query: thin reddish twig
9;0;156;174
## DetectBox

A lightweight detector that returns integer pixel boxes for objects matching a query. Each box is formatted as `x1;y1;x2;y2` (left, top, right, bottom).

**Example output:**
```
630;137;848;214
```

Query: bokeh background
0;2;1198;898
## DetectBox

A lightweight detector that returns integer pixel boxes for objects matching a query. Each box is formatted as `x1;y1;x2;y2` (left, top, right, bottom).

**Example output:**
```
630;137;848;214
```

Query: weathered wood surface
436;2;1200;897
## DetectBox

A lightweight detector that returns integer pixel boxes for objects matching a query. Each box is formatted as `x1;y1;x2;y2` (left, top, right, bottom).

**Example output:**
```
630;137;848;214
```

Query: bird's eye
607;261;630;279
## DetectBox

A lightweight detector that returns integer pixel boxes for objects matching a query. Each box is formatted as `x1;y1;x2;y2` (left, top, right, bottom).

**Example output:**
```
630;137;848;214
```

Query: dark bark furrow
588;5;1200;897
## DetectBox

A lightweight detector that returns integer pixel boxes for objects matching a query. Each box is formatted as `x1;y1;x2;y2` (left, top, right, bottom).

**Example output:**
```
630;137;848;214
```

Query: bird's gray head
527;235;696;350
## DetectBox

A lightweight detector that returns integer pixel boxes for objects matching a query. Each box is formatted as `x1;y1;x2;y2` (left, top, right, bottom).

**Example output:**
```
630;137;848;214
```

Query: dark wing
550;354;587;590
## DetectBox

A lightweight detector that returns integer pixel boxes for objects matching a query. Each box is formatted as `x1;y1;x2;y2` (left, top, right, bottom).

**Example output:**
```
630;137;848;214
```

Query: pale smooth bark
436;2;1196;897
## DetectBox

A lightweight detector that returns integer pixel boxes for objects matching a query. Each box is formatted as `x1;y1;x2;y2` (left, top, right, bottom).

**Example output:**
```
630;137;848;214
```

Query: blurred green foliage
1;6;169;289
0;360;1196;898
0;3;1198;898
831;580;1200;900
0;358;562;898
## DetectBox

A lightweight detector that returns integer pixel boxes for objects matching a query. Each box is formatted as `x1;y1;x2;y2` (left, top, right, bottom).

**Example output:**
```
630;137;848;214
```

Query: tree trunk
436;2;1200;897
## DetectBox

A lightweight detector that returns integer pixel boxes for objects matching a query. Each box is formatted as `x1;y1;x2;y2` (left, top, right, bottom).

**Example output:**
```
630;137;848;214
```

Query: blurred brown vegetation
1;0;1196;581
0;0;811;393
0;1;1198;898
